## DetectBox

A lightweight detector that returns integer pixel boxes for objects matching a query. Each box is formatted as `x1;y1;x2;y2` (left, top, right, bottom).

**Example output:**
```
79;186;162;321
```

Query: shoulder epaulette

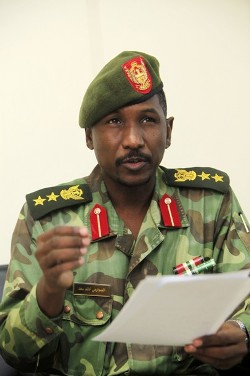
161;166;230;193
26;183;92;220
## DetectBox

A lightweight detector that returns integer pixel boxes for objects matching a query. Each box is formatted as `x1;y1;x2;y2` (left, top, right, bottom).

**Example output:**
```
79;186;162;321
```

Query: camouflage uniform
0;165;250;376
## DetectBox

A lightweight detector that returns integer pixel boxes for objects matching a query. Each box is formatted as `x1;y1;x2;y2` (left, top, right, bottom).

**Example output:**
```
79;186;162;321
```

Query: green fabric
79;51;163;128
0;166;250;375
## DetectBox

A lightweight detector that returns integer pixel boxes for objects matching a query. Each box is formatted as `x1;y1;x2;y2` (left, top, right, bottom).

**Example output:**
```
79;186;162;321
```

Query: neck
105;177;155;209
104;177;156;238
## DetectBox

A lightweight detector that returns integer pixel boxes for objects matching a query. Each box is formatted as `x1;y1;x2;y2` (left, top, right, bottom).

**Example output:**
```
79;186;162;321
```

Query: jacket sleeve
0;203;63;372
214;188;250;331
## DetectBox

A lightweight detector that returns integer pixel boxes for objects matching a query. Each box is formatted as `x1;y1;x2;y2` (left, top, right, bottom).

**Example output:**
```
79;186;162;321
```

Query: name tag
73;283;111;297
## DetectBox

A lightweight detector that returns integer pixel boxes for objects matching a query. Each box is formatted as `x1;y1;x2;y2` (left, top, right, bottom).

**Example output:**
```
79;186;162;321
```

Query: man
0;51;250;376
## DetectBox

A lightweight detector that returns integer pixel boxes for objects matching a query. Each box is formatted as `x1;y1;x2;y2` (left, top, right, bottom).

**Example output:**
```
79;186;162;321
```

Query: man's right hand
35;226;90;317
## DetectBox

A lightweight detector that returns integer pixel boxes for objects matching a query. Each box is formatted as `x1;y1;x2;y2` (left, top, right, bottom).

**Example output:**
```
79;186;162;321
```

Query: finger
189;324;245;349
36;229;90;263
184;340;246;370
36;227;90;293
39;247;86;270
37;241;87;270
37;225;90;246
45;256;84;275
185;336;247;370
185;340;240;356
37;234;86;254
42;257;84;290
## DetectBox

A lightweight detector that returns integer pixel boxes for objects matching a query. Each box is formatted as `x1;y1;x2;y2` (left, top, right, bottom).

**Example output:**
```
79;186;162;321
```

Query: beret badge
79;50;163;128
122;56;152;94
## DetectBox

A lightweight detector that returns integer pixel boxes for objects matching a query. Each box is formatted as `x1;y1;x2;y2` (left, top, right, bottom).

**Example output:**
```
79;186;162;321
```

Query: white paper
94;270;250;346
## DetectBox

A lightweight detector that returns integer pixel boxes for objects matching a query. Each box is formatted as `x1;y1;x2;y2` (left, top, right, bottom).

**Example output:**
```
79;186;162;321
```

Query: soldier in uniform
0;51;250;375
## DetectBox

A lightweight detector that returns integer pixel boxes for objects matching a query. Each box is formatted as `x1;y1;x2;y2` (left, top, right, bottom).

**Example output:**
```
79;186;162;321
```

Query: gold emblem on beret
122;56;152;94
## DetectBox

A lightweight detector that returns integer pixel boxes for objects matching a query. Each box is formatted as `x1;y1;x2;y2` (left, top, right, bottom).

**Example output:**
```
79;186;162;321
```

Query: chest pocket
63;291;112;325
59;290;113;376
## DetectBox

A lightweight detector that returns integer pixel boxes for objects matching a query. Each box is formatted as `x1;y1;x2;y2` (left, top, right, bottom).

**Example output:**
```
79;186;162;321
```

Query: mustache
116;151;152;166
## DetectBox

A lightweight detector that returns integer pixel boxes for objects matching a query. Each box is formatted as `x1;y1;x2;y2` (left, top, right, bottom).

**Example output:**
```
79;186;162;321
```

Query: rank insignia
161;166;230;193
90;204;110;241
26;183;92;220
159;193;182;227
122;56;152;94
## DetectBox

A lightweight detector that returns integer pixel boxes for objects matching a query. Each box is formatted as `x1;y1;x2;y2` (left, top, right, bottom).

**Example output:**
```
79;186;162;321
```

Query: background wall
1;0;249;264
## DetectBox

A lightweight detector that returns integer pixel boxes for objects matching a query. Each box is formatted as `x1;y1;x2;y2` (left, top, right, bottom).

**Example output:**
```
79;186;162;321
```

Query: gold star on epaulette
211;174;224;182
33;196;46;206
197;172;210;180
47;192;60;201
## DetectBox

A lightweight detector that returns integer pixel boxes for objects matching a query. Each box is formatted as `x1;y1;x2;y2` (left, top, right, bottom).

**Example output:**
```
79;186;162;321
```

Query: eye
141;116;157;124
105;117;122;125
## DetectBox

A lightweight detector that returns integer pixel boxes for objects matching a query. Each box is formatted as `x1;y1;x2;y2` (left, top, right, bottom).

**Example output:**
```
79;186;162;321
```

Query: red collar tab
90;204;110;240
122;56;152;94
159;193;182;227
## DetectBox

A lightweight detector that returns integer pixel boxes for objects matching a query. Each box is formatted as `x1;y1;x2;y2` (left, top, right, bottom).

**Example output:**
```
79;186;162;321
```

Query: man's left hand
184;321;248;370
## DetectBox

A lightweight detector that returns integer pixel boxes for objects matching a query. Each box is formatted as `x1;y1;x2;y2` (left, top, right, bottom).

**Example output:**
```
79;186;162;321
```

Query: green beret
79;51;163;128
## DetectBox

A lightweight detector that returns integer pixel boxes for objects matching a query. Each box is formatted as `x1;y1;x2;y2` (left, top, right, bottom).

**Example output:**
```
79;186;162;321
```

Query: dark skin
184;321;248;369
35;94;248;370
85;95;173;237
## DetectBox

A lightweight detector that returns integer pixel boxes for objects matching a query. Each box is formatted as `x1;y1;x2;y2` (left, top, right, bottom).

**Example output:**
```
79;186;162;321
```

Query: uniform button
45;327;53;334
64;305;71;314
96;311;104;320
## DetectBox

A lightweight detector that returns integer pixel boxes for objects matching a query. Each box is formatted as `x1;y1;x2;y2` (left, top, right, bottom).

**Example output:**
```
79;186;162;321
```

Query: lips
122;156;146;164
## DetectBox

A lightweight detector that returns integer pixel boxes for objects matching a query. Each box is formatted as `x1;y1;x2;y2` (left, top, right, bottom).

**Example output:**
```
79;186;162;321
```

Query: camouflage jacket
0;165;250;376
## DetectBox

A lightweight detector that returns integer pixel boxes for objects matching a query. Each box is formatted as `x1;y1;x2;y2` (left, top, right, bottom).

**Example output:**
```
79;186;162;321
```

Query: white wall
1;0;249;264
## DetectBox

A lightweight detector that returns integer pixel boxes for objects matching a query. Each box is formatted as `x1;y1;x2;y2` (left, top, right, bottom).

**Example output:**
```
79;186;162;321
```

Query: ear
85;128;94;150
165;116;174;149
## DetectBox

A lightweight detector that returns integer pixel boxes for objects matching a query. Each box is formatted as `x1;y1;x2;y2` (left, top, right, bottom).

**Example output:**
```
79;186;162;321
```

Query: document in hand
94;270;250;346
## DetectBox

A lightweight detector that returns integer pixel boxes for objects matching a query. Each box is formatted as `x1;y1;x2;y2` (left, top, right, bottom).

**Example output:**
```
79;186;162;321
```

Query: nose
122;123;144;150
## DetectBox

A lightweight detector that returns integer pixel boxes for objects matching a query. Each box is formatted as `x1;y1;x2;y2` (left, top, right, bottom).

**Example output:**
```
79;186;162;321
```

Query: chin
117;175;152;187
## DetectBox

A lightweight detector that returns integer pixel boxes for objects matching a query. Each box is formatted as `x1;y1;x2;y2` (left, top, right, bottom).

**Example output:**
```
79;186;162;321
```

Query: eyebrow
139;107;159;114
